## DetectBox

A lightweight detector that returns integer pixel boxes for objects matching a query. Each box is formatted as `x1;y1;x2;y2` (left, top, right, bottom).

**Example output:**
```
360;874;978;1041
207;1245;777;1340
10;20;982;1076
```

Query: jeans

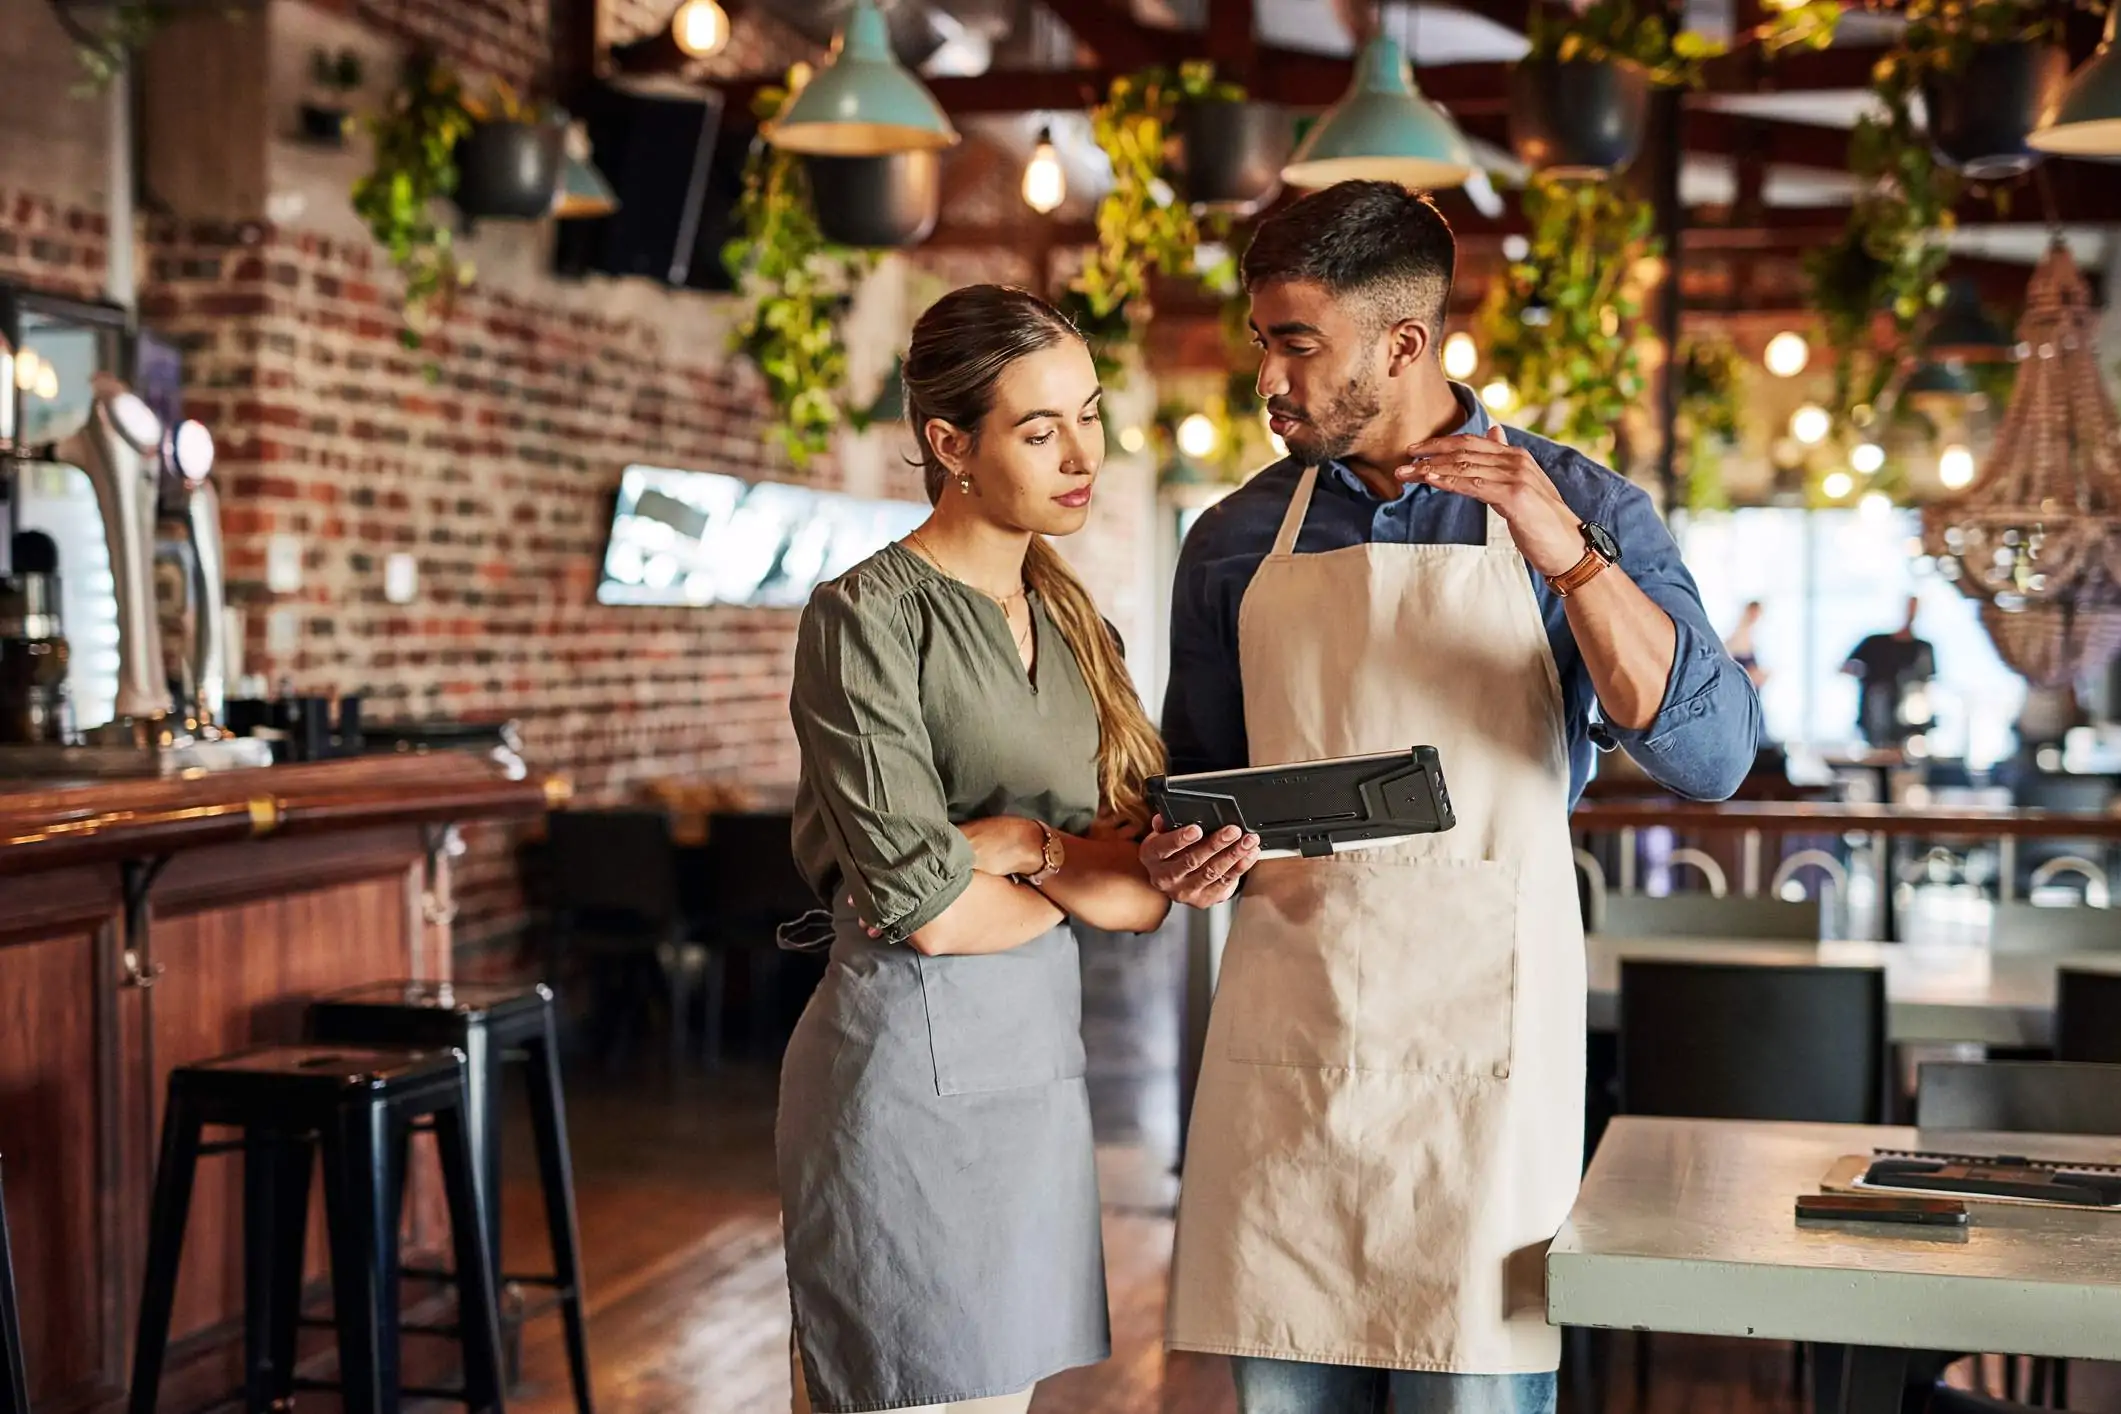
1230;1357;1558;1414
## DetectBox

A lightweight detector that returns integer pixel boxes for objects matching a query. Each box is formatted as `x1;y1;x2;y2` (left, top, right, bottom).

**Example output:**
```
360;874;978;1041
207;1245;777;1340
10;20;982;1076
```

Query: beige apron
1167;465;1586;1374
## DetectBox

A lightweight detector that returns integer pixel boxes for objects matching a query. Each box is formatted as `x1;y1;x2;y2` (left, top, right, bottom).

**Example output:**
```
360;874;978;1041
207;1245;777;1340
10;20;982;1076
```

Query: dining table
1547;1115;2121;1414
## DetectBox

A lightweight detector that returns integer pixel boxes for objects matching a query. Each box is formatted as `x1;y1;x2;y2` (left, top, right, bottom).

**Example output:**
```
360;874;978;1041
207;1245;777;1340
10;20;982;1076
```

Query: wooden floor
483;1063;1816;1414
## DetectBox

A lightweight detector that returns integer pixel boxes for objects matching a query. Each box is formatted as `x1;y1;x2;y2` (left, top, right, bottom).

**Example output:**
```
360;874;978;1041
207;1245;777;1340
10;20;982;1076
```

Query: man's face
1248;278;1391;467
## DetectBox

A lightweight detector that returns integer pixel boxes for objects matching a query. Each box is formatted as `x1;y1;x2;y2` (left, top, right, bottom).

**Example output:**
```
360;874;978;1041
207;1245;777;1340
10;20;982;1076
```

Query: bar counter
0;753;561;1412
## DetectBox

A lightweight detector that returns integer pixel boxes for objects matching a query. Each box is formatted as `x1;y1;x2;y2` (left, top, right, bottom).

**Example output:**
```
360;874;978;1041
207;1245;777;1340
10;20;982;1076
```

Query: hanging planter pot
1176;99;1292;214
805;150;942;248
1507;58;1651;178
1923;41;2069;180
453;120;564;219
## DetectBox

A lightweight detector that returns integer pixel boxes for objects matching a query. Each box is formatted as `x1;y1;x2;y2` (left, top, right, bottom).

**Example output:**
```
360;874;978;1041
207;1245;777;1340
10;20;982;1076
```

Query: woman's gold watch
1021;821;1066;888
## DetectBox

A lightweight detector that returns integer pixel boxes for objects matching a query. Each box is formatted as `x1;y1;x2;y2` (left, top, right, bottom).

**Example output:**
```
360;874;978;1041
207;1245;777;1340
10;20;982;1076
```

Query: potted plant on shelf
301;47;364;145
351;51;476;349
1508;0;1720;177
722;76;882;468
1173;63;1291;215
454;79;563;220
1474;175;1660;467
1908;0;2071;179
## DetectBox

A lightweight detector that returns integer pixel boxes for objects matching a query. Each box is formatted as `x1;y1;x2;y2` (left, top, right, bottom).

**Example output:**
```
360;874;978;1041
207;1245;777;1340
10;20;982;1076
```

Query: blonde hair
903;285;1166;829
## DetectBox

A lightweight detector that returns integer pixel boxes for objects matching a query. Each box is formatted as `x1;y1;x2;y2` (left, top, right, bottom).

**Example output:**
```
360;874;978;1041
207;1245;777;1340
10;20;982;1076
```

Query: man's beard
1272;372;1384;468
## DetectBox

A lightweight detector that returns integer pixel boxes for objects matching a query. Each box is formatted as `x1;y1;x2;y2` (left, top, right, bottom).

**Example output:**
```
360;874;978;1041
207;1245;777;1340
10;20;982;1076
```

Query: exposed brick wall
324;0;549;92
0;188;109;300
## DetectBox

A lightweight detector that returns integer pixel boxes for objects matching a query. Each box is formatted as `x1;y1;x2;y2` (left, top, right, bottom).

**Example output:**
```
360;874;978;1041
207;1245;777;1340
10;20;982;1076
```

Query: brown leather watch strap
1547;547;1611;597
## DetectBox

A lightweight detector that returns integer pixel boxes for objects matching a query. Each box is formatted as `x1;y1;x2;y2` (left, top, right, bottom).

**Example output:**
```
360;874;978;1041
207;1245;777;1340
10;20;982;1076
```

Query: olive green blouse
790;543;1102;946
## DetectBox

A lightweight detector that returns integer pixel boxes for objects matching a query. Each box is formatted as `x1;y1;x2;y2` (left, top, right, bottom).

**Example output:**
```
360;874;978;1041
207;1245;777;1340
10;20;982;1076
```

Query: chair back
1990;901;2121;955
2057;967;2121;1064
1620;959;1887;1123
542;809;681;935
1598;892;1822;941
696;811;814;941
1915;1060;2121;1135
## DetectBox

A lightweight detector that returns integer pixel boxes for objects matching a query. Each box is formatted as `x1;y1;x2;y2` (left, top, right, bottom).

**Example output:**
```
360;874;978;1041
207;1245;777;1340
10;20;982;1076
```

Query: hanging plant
351;51;477;351
1522;0;1728;87
1073;61;1245;380
1677;336;1745;511
721;75;881;469
1474;176;1660;466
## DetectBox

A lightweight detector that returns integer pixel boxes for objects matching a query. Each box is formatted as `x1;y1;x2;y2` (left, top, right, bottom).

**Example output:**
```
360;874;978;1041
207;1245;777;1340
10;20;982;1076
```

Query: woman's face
930;340;1104;536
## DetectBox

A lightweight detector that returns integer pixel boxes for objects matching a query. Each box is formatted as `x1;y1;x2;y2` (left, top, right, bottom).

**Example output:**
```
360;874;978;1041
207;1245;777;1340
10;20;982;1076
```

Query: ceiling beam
1037;0;1171;70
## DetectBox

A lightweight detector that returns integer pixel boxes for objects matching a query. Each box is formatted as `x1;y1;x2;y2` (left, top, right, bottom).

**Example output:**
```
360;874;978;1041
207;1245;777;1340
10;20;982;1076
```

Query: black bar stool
128;1046;506;1414
2;1157;28;1414
307;982;591;1410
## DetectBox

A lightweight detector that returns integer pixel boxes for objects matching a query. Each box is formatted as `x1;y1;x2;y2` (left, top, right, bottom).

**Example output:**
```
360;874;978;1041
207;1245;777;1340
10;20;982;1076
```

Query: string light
1479;379;1516;413
671;0;731;58
1851;443;1886;474
1821;471;1854;500
1021;125;1065;214
1790;404;1831;445
1117;426;1146;454
1442;331;1479;381
1177;413;1220;459
1765;331;1810;378
1938;444;1976;489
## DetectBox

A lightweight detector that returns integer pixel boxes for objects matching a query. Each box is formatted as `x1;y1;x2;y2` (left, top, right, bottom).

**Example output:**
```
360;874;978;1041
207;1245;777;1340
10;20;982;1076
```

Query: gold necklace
907;532;1034;663
907;531;1028;607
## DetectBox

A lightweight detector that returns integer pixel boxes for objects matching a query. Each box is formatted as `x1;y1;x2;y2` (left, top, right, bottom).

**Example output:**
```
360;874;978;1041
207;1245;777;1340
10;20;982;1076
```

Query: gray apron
777;909;1110;1412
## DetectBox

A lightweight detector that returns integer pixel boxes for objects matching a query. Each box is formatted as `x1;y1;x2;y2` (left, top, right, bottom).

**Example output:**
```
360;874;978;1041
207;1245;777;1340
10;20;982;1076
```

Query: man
1842;596;1937;749
1141;181;1760;1414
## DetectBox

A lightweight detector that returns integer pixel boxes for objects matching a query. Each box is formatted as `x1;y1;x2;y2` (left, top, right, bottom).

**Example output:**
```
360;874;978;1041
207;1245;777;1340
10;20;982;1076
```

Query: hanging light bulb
14;349;41;391
1859;490;1893;520
1442;331;1479;381
1177;413;1220;460
1118;425;1146;454
1938;443;1977;489
1021;125;1065;214
1479;378;1516;413
671;0;732;58
33;365;59;402
1851;442;1886;474
1790;404;1831;445
1764;331;1810;378
1821;471;1855;500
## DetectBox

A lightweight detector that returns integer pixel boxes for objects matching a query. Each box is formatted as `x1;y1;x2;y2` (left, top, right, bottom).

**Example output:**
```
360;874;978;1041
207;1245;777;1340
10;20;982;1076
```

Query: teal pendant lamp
1282;35;1475;190
765;0;959;155
2028;2;2121;155
552;119;618;220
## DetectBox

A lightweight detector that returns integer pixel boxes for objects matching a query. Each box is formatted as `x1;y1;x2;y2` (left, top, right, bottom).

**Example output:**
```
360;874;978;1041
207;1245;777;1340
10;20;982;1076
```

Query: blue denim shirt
1163;385;1762;806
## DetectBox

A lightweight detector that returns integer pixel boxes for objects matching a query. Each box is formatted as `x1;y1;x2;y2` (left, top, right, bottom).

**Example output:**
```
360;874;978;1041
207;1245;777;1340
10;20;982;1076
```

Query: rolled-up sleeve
790;583;976;944
1597;482;1762;800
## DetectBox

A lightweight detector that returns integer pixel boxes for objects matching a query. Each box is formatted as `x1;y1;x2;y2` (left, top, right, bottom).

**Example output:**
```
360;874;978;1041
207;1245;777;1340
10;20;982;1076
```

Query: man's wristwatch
1020;821;1066;888
1547;520;1622;597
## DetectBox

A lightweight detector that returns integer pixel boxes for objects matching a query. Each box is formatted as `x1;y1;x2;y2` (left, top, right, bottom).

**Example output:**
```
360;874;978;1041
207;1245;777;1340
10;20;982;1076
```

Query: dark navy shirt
1163;384;1761;806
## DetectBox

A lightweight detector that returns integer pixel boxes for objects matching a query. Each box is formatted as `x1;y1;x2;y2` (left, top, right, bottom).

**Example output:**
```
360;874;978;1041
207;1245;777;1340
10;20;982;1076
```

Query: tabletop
1585;935;2121;1047
1547;1116;2121;1362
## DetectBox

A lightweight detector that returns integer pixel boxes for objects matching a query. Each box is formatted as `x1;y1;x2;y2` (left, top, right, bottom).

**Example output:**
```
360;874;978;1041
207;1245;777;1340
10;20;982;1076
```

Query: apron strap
1271;465;1321;558
1484;503;1513;549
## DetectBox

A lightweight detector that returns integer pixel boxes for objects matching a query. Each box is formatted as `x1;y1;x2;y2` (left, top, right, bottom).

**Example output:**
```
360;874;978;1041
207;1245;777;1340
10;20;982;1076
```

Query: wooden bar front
0;754;557;1412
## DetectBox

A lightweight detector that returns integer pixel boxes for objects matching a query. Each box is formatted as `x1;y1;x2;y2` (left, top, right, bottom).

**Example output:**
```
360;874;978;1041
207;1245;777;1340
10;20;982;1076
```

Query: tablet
1146;748;1455;860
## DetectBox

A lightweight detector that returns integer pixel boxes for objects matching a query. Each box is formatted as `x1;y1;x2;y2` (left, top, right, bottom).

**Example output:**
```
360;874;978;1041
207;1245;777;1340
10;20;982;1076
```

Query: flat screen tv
597;464;927;608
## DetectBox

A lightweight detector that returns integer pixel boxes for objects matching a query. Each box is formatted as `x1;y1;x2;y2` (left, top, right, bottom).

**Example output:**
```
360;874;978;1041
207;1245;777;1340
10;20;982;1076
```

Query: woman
779;284;1174;1414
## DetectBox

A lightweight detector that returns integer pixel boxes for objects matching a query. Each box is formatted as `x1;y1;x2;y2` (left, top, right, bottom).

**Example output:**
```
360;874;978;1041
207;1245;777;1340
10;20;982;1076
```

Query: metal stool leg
243;1131;315;1412
129;1092;205;1414
434;1098;507;1413
526;1009;594;1413
0;1162;30;1414
321;1099;403;1414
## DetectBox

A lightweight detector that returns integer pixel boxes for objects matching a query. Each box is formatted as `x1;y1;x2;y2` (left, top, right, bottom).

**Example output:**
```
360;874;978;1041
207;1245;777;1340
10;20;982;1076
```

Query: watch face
1583;521;1622;564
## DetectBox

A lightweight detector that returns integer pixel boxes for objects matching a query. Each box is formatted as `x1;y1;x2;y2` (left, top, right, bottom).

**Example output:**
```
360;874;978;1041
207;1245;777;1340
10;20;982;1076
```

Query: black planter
453;121;563;220
1923;41;2068;180
1177;100;1291;214
1508;57;1652;177
298;103;351;146
805;150;941;249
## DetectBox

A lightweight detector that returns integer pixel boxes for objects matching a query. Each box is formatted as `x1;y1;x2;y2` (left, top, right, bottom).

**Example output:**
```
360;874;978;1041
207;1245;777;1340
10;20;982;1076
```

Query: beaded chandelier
1921;242;2121;684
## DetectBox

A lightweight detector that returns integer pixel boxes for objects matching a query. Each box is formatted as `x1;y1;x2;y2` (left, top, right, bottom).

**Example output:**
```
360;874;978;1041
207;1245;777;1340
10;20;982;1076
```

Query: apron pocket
915;929;1088;1096
1221;857;1520;1077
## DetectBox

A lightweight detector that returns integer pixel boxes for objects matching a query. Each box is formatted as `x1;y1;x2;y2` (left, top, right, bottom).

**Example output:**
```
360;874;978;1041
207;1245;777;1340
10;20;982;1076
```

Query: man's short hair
1241;180;1456;340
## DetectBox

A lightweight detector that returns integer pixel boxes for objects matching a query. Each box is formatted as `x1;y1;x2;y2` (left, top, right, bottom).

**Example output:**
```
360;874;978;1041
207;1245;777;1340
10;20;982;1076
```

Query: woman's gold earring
957;473;973;495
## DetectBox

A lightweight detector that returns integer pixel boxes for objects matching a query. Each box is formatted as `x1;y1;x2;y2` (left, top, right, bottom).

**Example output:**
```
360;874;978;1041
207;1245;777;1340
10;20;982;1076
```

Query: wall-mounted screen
597;464;927;608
